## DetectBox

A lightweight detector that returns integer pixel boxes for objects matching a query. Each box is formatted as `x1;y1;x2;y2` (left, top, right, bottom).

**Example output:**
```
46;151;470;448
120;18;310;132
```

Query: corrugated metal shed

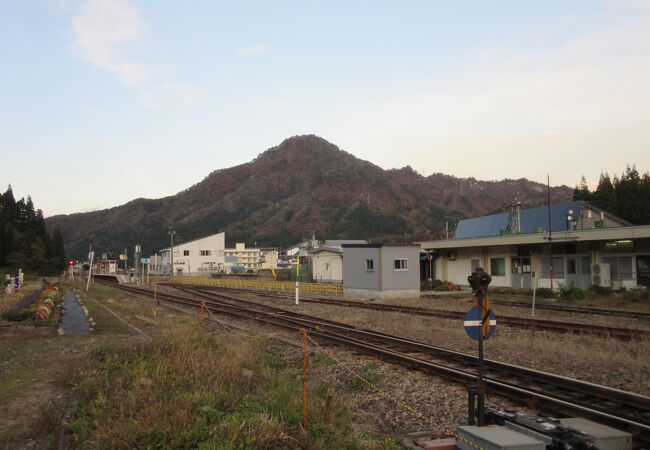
455;201;585;239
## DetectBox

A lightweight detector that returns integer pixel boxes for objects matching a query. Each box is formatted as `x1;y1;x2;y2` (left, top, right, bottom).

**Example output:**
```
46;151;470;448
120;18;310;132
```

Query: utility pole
547;175;553;290
134;244;141;285
444;215;462;239
168;230;176;277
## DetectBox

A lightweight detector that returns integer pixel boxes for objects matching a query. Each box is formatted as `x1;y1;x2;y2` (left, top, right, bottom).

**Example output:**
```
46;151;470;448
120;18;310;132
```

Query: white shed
311;247;343;283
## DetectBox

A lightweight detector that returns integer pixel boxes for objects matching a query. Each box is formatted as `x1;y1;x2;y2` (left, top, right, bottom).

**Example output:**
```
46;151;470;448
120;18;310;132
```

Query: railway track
170;284;650;341
422;291;650;319
487;298;650;320
105;281;650;442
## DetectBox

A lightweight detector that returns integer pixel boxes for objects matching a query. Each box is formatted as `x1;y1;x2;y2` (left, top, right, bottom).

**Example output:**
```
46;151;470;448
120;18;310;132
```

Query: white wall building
160;232;225;276
259;248;279;269
225;243;261;271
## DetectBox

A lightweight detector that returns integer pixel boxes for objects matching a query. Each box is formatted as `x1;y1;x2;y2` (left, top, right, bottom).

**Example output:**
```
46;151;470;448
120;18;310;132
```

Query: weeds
65;325;383;449
623;288;650;303
557;283;617;301
346;363;382;391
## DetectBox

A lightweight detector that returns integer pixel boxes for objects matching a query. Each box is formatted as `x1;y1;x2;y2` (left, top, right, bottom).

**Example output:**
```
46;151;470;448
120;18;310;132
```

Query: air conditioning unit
591;263;611;287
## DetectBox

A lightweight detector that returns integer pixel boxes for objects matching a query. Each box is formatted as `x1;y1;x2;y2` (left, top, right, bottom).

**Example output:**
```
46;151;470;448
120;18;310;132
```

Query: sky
1;0;649;216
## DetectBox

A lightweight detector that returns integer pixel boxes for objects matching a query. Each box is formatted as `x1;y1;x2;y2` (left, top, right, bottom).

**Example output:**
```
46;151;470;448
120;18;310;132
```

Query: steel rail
180;286;650;410
184;284;650;341
105;281;650;441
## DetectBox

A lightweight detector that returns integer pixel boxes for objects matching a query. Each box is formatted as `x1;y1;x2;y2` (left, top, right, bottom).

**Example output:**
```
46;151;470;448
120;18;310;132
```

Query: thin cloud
332;10;650;186
239;44;270;55
72;0;150;84
71;0;204;105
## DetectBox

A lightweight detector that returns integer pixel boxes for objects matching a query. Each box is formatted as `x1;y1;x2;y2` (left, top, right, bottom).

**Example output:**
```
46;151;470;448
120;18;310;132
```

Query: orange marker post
153;282;158;318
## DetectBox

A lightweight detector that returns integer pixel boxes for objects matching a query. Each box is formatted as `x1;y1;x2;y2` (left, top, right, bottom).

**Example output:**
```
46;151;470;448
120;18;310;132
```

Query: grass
65;323;400;449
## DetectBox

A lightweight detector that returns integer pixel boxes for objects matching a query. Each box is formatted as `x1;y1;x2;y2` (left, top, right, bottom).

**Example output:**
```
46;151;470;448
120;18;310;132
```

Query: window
183;250;190;256
200;250;211;256
365;259;374;271
604;240;634;253
567;258;577;275
540;257;565;278
603;256;634;280
490;258;506;276
394;259;408;271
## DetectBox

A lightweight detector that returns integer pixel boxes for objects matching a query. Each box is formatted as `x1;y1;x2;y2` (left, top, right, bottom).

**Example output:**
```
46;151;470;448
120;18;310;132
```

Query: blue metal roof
455;201;585;239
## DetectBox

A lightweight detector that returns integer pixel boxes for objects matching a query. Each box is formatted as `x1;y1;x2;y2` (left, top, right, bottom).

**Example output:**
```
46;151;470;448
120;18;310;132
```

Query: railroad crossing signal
464;306;497;340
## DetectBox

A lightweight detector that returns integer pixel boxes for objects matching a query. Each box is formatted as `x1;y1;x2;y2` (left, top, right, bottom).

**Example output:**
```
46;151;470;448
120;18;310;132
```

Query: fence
151;275;342;296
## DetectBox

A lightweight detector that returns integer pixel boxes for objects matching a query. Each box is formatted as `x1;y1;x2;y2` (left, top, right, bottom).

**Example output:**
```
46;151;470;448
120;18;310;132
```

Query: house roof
418;224;650;249
323;239;367;246
455;201;590;239
159;231;225;252
310;246;343;255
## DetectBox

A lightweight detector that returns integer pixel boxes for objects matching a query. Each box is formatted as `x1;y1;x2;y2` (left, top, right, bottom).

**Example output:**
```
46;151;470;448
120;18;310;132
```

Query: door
637;256;650;287
511;257;532;289
565;257;579;288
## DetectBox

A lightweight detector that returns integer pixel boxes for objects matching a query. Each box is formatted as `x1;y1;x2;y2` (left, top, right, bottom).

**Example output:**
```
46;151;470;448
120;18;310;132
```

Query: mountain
46;135;572;259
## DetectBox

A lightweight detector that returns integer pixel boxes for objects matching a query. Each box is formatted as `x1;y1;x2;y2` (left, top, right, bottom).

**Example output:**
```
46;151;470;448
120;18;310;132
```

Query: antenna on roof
503;196;522;234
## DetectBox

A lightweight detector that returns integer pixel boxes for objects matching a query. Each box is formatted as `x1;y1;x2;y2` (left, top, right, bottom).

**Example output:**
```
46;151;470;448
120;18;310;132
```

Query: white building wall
446;259;472;285
260;249;279;269
161;232;225;275
312;251;343;283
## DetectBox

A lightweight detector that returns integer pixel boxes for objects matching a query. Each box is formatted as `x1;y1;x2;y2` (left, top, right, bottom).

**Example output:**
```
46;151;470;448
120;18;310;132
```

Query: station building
418;201;650;290
160;232;226;275
342;244;420;298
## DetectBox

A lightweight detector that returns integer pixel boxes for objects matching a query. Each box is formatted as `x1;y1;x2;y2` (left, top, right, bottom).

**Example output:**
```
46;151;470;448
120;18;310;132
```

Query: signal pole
168;230;176;277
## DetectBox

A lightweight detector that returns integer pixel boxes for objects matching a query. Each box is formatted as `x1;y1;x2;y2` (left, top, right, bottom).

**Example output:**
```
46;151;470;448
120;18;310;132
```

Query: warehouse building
160;232;226;275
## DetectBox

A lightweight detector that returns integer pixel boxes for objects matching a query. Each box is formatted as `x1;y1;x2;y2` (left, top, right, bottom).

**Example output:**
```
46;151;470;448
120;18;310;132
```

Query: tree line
0;185;67;275
573;166;650;225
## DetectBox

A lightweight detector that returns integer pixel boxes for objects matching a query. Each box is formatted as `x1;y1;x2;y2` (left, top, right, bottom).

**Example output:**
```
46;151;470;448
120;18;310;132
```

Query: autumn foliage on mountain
46;135;572;259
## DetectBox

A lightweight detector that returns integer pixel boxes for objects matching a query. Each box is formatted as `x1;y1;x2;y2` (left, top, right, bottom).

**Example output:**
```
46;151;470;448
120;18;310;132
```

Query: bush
558;283;586;300
584;285;614;298
534;288;556;298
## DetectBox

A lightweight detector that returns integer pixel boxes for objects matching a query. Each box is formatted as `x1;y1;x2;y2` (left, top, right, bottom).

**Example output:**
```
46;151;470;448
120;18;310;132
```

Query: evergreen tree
591;172;617;213
573;175;591;201
574;167;650;225
0;186;67;274
49;227;67;273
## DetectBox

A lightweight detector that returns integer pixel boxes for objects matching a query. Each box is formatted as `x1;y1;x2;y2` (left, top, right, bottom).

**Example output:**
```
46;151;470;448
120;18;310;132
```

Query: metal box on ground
457;425;545;450
558;418;632;450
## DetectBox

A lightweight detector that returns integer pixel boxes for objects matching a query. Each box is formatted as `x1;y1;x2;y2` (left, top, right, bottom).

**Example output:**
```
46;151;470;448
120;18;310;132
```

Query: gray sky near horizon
2;0;649;216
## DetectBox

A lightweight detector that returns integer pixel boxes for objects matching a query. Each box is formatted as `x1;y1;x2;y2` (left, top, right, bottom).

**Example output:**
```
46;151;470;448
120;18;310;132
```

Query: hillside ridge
46;135;572;258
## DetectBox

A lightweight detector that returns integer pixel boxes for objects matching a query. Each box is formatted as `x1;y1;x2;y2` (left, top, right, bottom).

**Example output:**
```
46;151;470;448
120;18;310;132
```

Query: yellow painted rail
150;276;342;296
